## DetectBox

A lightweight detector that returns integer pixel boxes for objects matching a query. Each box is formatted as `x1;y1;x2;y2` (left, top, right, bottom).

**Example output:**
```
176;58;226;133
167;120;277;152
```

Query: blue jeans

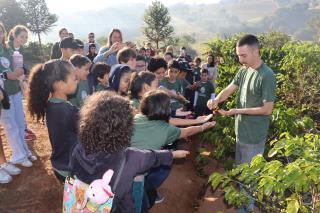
132;176;145;213
235;139;265;213
146;165;171;189
0;92;31;163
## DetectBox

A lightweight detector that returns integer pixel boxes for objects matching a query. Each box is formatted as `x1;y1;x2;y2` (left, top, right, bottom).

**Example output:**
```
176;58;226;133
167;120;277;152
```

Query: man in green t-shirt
207;34;276;164
207;34;276;212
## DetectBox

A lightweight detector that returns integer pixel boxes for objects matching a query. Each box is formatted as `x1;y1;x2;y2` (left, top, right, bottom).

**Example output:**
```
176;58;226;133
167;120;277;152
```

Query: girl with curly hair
70;91;189;213
28;59;78;181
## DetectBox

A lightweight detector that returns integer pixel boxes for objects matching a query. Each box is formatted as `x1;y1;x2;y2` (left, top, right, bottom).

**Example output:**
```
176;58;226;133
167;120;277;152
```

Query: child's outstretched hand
172;150;190;159
176;108;192;117
195;114;213;124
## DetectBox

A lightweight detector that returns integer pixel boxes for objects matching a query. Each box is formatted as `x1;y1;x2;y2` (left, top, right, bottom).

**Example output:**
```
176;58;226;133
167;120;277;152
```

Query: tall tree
21;0;57;60
0;0;27;31
142;0;174;50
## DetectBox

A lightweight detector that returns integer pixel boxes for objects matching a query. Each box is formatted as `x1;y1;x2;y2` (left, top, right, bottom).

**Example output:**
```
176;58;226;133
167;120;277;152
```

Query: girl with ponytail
28;59;78;181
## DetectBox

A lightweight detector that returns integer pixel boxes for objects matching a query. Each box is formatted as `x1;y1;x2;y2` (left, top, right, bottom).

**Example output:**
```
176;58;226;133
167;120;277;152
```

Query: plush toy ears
102;169;114;185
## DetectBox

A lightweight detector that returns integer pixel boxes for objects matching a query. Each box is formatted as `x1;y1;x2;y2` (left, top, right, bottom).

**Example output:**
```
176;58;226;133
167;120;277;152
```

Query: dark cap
74;39;84;48
179;61;192;72
59;36;81;49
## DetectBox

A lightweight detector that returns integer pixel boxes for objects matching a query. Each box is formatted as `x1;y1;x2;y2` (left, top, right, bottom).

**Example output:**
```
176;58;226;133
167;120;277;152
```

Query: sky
46;0;221;13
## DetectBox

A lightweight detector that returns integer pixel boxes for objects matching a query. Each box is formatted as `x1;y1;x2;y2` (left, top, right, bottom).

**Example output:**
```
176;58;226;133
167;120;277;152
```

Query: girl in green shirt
0;23;22;183
131;90;216;201
91;62;111;91
0;25;36;168
68;54;92;108
129;71;158;113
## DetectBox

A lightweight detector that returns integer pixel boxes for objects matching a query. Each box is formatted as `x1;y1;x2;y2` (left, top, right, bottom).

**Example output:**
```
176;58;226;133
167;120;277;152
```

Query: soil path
0;110;235;213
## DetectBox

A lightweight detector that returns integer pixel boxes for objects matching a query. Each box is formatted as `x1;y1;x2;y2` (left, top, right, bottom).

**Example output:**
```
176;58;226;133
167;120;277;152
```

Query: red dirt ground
0;108;235;213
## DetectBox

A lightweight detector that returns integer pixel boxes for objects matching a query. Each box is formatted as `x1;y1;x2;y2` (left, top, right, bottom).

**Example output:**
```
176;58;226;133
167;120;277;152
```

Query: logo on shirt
200;87;205;94
0;57;10;69
81;90;88;100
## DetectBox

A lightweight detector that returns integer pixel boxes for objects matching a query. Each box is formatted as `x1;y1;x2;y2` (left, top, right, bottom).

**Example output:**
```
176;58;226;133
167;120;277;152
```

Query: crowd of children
0;24;220;213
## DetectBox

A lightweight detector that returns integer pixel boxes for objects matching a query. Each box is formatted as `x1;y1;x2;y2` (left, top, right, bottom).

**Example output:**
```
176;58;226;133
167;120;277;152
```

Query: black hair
200;68;209;74
79;91;133;154
168;60;180;70
136;55;145;61
147;57;167;72
140;90;171;123
117;47;137;63
129;71;156;100
194;57;201;63
164;52;173;58
91;62;111;85
89;43;96;49
207;54;215;67
69;54;91;68
139;47;146;52
109;64;131;94
74;39;84;48
237;34;260;48
28;60;73;121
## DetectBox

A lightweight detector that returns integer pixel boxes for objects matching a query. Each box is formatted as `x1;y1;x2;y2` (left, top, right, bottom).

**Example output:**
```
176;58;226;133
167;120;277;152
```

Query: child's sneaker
28;154;37;162
155;192;165;204
1;162;21;175
14;159;33;168
0;169;12;184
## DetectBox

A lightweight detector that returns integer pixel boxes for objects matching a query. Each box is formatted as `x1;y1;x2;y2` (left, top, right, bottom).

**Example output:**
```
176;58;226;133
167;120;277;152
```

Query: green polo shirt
232;63;276;144
0;45;20;96
194;81;215;107
130;98;140;110
68;80;89;108
131;114;181;150
96;83;109;91
161;77;183;111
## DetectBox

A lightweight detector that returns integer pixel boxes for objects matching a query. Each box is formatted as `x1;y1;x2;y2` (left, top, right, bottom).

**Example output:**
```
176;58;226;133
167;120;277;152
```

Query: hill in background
42;0;320;43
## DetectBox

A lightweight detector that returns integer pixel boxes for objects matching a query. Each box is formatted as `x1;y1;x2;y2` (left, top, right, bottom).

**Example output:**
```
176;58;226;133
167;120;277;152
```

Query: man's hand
207;99;218;110
218;109;237;116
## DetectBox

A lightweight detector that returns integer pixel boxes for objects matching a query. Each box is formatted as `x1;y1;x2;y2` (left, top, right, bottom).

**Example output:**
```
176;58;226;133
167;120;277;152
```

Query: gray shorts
235;139;265;165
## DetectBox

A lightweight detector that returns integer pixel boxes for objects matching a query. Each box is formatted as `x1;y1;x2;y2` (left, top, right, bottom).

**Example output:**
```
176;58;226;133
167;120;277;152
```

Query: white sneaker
18;159;33;168
28;154;37;162
1;163;21;175
0;169;12;184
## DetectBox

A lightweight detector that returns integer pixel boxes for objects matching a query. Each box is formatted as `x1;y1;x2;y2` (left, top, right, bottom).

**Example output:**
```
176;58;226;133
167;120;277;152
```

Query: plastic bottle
12;51;23;69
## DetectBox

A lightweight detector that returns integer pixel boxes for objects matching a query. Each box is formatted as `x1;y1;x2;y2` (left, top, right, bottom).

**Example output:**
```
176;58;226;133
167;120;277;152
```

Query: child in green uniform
0;25;36;168
131;90;216;202
194;69;215;117
28;60;78;182
129;71;158;113
0;23;22;183
193;57;202;82
91;62;111;91
161;60;188;116
68;54;91;108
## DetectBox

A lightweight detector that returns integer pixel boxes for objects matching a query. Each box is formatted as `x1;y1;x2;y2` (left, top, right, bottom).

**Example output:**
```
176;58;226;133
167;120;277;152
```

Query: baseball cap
59;37;81;49
74;39;84;48
179;61;192;72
